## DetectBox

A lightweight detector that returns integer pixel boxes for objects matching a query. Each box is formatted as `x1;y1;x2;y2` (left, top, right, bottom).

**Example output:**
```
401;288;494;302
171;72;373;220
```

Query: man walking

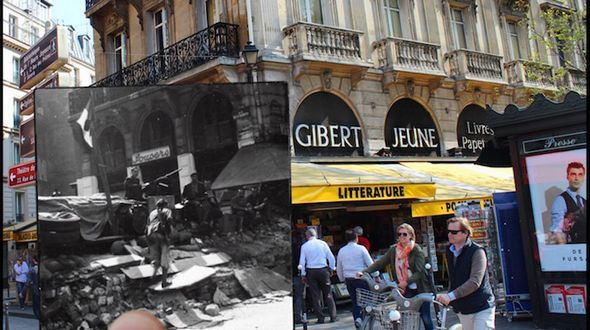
298;228;337;324
336;229;377;328
147;199;173;288
436;217;495;330
14;256;29;310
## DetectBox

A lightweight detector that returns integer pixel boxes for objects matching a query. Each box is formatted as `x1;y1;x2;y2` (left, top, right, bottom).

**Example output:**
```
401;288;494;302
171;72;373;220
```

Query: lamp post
242;41;259;83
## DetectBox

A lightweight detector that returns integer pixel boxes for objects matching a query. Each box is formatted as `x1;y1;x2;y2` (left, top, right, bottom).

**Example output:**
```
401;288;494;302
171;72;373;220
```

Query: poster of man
525;148;587;272
35;84;292;329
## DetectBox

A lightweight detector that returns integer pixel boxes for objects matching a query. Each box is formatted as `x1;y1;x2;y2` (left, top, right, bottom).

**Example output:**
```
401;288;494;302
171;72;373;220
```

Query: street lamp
242;41;259;83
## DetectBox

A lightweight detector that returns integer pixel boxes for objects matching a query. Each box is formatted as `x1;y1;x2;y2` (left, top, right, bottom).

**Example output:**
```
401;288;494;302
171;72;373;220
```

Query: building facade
3;0;96;280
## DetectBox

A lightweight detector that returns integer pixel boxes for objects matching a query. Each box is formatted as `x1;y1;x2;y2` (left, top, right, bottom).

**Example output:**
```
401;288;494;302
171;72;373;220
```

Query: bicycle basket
357;288;389;308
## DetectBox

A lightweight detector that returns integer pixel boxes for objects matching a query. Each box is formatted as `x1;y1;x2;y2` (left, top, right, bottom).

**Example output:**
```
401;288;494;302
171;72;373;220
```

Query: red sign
20;117;35;158
8;161;36;188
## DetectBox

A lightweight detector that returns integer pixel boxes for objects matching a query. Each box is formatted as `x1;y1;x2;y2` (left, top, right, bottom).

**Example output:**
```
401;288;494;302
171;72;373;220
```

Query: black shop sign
293;92;364;156
457;105;494;156
384;98;440;156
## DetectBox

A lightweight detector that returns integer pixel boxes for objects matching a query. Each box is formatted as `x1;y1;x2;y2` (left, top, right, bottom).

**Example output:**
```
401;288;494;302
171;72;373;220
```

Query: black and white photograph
35;83;291;329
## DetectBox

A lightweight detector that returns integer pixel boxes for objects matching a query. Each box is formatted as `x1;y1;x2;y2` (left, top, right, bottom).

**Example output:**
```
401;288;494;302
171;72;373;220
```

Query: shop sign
131;146;171;165
471;230;487;240
20;117;35;158
385;98;440;156
8;160;36;188
15;231;37;242
19;72;62;115
292;183;435;204
293;92;364;156
411;197;492;217
523;131;586;154
3;231;14;241
19;25;69;89
456;105;494;156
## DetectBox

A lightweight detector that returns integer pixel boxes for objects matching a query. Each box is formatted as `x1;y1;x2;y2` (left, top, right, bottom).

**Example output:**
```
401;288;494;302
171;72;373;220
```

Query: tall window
14;143;20;165
450;8;467;49
8;15;17;38
13;98;20;128
113;32;126;71
507;22;522;59
153;9;168;52
384;0;402;38
31;26;39;44
15;192;24;222
300;0;323;24
12;57;20;84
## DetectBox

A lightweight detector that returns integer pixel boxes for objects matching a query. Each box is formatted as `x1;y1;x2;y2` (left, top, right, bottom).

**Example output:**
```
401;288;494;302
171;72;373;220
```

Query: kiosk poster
524;146;586;272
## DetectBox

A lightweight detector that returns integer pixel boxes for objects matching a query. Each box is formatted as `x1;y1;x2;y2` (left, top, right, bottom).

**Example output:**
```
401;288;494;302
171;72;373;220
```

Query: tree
514;0;586;99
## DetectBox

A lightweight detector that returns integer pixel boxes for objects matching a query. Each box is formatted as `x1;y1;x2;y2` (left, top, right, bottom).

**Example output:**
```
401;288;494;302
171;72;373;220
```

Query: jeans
16;281;27;308
345;278;369;321
406;288;434;330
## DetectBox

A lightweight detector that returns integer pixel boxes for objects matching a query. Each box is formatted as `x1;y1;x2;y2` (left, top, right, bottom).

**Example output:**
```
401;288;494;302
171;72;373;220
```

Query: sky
50;0;93;41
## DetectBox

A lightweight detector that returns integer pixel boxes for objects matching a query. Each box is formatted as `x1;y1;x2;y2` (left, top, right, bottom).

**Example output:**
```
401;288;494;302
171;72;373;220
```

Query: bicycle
357;269;455;330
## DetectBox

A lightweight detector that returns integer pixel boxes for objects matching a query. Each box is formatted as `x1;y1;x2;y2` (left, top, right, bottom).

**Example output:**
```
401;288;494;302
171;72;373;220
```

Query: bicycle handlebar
360;272;437;312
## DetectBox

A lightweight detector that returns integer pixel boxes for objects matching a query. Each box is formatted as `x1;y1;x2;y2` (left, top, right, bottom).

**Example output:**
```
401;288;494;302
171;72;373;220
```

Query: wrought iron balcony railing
566;68;587;95
93;23;240;87
504;60;556;89
283;22;364;63
445;49;505;83
85;0;103;12
373;37;443;74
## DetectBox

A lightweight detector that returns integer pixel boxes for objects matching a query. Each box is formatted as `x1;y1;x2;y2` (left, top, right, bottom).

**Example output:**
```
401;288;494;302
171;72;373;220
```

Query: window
12;57;20;84
31;26;39;44
450;8;467;49
8;15;17;38
507;22;522;59
90;74;96;84
300;0;323;24
113;32;126;71
13;98;20;128
15;192;24;222
14;143;20;165
153;9;168;52
384;0;402;38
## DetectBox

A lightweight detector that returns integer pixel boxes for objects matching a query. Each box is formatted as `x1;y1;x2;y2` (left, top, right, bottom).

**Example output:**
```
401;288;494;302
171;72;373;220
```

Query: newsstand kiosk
481;92;587;329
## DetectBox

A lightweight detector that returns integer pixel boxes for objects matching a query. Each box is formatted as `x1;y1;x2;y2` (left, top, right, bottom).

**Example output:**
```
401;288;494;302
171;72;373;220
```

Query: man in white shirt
337;229;377;328
298;227;337;323
14;256;29;310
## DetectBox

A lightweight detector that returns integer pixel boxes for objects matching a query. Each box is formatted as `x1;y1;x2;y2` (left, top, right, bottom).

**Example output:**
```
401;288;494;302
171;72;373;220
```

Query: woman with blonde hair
358;223;434;330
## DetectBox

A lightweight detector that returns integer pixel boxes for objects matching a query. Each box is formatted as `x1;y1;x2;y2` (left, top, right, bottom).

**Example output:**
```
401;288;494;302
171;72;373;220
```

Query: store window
112;32;126;72
12;57;20;84
31;26;39;44
507;21;522;60
153;8;169;53
300;0;323;24
450;8;467;49
8;15;18;38
384;0;403;38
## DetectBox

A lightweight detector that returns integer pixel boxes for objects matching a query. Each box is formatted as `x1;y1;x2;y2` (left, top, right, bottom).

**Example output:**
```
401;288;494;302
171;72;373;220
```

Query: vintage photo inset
35;83;291;329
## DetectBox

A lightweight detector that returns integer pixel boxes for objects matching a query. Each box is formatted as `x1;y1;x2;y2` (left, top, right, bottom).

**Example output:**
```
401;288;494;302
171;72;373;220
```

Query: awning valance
291;163;436;204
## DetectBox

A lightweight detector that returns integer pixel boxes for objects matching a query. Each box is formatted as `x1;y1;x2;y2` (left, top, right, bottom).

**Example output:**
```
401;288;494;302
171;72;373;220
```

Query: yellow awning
291;163;436;204
14;225;37;242
404;162;515;217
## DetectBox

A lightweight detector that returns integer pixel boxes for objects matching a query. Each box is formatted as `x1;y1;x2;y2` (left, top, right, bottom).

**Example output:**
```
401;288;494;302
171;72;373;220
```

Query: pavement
294;301;544;330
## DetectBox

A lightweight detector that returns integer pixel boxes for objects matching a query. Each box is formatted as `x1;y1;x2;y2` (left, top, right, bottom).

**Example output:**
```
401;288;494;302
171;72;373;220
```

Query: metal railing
93;23;240;87
283;22;363;62
446;49;505;82
373;37;442;73
85;0;103;11
504;59;555;89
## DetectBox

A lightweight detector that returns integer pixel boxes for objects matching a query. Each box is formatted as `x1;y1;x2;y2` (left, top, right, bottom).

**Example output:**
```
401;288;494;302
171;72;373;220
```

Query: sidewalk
294;302;544;330
3;286;37;320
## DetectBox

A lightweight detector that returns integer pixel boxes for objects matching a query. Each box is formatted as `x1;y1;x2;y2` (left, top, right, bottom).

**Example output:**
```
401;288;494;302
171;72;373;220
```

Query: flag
76;98;93;148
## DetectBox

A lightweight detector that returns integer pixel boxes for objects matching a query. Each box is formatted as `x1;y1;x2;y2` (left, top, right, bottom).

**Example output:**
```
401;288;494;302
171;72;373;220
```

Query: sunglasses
397;232;409;237
447;229;464;235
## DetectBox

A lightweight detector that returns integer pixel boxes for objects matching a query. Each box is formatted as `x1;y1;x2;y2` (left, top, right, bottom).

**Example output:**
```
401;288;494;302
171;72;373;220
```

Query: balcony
372;37;445;84
93;23;240;87
504;60;556;90
85;0;104;12
445;49;506;87
566;69;586;95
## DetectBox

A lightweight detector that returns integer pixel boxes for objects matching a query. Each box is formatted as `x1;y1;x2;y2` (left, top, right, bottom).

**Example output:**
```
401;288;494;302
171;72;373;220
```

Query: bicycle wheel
362;314;394;330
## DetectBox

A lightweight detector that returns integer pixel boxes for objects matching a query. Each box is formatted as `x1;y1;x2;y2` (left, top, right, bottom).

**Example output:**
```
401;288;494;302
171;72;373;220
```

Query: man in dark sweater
436;217;495;330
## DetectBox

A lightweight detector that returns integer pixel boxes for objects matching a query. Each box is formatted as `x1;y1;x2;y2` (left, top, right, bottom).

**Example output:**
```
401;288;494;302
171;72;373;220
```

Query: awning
14;225;37;242
403;162;515;217
291;163;436;204
211;142;290;190
3;219;37;241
